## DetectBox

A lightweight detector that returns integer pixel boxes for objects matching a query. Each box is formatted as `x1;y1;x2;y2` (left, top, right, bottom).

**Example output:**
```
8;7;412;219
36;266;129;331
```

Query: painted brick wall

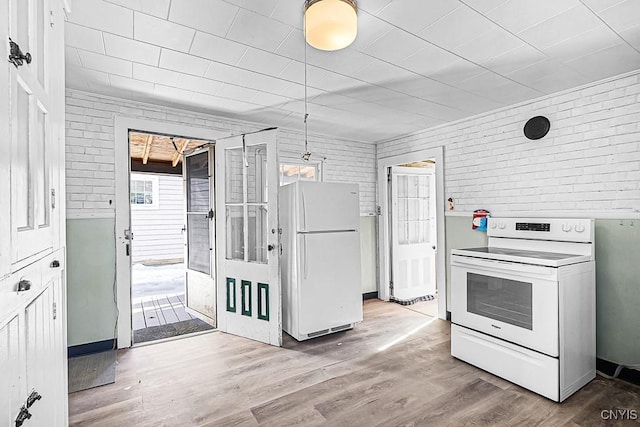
65;89;377;217
378;71;640;215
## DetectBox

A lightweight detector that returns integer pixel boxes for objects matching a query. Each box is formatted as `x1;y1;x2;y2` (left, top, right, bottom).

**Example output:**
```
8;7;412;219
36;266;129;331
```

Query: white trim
66;212;115;220
445;210;640;220
114;116;229;349
377;147;446;320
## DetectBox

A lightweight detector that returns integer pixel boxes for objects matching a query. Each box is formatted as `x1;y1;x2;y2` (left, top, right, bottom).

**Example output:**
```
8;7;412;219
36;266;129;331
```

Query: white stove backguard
487;218;594;242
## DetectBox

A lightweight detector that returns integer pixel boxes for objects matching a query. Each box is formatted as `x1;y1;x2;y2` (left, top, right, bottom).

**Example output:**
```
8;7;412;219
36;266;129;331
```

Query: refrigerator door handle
301;190;307;231
302;234;308;279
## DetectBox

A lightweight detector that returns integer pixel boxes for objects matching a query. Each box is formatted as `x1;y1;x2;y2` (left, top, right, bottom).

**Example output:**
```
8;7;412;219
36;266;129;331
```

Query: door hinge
51;188;56;210
207;209;215;220
52;302;57;320
389;281;394;291
376;205;382;216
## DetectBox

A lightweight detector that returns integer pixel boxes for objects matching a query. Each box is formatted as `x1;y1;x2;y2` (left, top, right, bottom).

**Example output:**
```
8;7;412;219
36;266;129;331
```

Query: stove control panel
487;218;594;242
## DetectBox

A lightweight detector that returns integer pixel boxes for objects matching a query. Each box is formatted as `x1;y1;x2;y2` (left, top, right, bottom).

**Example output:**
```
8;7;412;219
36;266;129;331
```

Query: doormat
390;294;435;306
133;318;213;344
68;350;117;393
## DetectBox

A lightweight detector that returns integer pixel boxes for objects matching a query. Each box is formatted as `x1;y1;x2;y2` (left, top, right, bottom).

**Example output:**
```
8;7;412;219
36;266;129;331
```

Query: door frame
377;147;446;319
114;116;228;348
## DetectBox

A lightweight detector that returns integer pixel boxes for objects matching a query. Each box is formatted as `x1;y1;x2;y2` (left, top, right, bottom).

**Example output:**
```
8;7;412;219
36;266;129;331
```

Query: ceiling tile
77;49;133;77
383;77;452;100
226;9;293;52
103;33;161;66
459;0;510;13
133;63;181;86
176;74;222;95
581;0;625;12
237;47;291;76
598;0;640;32
104;0;141;10
505;58;584;86
189;32;247;65
398;43;461;76
270;0;304;29
452;26;522;64
358;0;394;14
376;0;459;34
430;88;503;114
277;60;305;84
419;6;497;50
354;61;416;85
362;29;430;63
480;43;546;76
141;0;171;18
222;0;278;17
428;59;486;86
349;11;394;50
108;74;155;92
67;0;134;37
168;0;239;37
65;47;82;67
134;12;195;51
487;0;580;34
620;24;640;51
65;22;105;54
159;49;211;76
566;42;640;80
542;25;621;62
66;65;111;89
518;5;603;50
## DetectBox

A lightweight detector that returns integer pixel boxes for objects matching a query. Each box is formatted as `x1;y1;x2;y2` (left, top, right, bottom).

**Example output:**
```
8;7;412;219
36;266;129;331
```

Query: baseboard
597;357;640;386
68;339;117;358
362;291;378;300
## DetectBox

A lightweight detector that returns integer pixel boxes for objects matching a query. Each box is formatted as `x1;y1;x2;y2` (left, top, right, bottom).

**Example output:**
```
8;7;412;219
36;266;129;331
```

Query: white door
390;166;437;301
215;129;281;346
8;0;60;268
183;148;216;325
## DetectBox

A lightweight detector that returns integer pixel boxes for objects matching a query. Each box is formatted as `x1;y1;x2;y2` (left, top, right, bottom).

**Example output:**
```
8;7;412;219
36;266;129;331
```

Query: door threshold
132;328;218;348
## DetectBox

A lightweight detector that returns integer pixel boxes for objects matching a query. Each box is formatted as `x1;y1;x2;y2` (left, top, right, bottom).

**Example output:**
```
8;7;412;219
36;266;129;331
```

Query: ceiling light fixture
304;0;358;51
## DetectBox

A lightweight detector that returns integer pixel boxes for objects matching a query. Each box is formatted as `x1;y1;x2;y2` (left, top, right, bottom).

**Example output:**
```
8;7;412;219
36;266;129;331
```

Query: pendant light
304;0;358;51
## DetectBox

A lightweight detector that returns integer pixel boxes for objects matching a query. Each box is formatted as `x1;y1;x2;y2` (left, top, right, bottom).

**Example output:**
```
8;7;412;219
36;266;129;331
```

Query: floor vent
307;329;330;338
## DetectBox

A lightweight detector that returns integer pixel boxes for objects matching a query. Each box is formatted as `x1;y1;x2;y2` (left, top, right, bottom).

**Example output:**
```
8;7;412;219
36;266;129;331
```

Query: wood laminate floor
69;300;640;426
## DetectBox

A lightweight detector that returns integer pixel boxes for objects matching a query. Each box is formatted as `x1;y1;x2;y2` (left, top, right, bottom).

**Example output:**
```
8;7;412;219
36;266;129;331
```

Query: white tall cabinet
1;0;68;425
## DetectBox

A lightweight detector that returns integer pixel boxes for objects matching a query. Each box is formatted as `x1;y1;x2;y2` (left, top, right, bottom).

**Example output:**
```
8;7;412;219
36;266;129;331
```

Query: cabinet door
8;0;61;268
0;315;24;426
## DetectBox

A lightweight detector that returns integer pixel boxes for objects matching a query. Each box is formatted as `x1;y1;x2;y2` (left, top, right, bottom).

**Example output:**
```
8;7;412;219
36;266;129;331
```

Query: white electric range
450;217;596;402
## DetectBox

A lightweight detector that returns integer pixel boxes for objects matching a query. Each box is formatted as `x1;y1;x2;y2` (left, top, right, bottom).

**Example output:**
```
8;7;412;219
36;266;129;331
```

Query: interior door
9;0;58;267
390;166;437;301
215;129;281;346
183;147;216;325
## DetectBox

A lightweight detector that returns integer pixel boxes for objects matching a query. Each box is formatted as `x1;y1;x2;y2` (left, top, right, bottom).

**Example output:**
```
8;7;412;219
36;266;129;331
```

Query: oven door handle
451;256;555;277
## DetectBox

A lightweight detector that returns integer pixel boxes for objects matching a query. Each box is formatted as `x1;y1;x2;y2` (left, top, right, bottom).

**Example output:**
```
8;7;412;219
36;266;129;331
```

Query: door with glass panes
215;129;281;346
390;166;437;301
184;147;216;325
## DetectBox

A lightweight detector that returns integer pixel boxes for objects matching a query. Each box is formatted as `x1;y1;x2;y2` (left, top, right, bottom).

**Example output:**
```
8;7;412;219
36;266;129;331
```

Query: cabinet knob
17;280;32;292
50;260;60;268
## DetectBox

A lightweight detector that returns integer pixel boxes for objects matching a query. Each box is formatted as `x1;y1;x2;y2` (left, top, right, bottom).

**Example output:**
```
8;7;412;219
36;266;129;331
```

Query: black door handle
267;244;275;252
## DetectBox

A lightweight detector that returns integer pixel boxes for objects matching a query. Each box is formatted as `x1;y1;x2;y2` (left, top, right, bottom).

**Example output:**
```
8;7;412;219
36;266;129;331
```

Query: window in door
396;174;431;245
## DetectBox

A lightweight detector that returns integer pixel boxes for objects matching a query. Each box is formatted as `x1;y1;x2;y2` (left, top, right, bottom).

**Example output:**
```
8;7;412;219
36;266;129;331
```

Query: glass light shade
304;0;357;51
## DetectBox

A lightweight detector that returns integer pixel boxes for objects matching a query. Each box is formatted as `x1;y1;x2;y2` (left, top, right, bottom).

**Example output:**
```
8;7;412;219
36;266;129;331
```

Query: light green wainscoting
66;218;119;347
444;215;488;311
360;216;378;294
594;220;640;365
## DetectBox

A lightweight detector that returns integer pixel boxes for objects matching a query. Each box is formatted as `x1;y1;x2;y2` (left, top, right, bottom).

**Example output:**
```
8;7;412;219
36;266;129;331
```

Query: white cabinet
0;0;67;424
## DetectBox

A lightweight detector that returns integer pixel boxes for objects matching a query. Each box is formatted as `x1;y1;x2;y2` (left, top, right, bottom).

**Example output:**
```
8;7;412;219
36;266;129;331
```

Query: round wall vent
523;116;550;140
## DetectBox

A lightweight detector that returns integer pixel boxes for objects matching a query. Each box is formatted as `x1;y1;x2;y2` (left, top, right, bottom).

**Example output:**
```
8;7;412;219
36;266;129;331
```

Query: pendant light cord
303;5;310;161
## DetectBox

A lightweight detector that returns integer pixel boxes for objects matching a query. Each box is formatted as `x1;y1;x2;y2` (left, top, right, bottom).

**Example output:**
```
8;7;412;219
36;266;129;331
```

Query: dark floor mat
133;318;214;344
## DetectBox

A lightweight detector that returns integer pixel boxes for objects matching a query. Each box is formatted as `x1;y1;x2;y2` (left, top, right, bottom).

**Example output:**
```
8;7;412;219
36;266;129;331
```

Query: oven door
451;255;559;357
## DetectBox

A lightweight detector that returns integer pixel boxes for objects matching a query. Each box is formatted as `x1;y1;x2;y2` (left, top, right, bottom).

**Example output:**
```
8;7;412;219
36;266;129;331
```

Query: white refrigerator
280;181;363;341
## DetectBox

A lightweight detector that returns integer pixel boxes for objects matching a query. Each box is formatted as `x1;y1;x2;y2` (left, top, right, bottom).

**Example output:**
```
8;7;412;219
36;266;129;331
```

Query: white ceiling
64;0;640;142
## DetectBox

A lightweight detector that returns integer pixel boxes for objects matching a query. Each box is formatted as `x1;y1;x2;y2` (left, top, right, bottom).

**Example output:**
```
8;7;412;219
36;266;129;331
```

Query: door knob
432;246;436;250
17;280;32;292
267;244;275;252
15;406;31;427
50;260;60;268
26;390;41;408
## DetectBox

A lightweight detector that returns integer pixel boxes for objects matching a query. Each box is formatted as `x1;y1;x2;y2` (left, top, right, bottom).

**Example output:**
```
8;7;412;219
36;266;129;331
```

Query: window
130;174;159;209
279;160;322;186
